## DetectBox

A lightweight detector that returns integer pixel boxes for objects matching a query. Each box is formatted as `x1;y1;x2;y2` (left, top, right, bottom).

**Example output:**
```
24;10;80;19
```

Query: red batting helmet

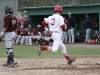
54;5;63;13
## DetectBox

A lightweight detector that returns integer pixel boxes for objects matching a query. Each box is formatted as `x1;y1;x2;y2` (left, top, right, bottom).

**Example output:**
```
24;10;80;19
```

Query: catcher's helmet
5;5;14;14
54;5;63;13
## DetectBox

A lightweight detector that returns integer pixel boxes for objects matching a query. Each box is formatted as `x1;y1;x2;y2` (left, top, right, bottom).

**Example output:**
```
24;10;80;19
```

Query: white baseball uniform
44;14;68;54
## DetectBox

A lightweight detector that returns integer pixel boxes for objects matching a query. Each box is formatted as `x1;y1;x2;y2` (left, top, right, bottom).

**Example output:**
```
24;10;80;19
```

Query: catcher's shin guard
7;54;14;64
10;54;14;63
3;54;13;67
7;55;11;65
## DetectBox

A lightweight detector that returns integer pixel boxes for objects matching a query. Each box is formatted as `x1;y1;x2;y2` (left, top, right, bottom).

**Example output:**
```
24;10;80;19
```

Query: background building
21;4;100;36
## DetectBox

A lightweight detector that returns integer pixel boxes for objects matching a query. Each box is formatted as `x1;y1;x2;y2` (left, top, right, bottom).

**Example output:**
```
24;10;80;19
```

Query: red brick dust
0;57;100;75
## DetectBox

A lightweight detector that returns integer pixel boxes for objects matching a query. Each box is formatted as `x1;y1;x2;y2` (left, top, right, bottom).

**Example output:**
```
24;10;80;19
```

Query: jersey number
51;18;55;25
12;20;16;27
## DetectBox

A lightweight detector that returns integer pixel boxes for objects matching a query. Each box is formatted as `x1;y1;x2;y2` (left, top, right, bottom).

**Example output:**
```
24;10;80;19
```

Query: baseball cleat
9;62;18;67
38;45;43;56
13;61;18;66
3;61;18;67
8;64;14;67
2;63;13;67
68;58;75;65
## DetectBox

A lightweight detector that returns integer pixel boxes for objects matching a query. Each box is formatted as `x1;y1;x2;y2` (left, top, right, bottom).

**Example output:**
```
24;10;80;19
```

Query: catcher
0;5;18;67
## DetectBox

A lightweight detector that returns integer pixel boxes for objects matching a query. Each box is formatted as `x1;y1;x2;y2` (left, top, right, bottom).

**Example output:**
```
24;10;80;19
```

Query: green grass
0;44;100;58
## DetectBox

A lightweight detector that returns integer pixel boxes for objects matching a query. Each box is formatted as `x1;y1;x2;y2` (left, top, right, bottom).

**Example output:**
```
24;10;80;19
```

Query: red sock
42;46;48;50
65;55;70;61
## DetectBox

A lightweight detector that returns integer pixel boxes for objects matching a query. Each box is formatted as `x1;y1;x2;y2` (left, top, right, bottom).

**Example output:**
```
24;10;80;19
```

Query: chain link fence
18;0;100;8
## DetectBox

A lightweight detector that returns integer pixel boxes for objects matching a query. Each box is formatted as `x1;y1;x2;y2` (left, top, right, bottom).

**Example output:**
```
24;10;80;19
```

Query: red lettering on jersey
51;18;55;25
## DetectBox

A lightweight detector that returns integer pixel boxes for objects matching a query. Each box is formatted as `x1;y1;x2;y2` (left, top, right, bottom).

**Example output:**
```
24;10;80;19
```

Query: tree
18;0;100;9
79;0;91;4
34;0;53;6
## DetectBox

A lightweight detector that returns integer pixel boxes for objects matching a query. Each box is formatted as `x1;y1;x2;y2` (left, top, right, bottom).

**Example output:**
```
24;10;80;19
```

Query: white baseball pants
28;36;37;45
36;35;45;40
21;36;28;45
15;35;21;44
50;32;67;54
68;28;74;43
5;32;16;54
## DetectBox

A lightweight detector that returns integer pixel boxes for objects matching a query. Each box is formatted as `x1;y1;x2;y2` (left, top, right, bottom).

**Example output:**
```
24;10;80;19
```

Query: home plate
77;65;91;68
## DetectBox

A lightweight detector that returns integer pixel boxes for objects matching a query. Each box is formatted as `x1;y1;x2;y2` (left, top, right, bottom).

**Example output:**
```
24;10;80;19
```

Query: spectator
83;14;93;44
67;12;75;44
62;17;68;43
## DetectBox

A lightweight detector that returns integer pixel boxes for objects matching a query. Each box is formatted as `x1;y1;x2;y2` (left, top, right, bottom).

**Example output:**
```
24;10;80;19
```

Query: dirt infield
0;57;100;75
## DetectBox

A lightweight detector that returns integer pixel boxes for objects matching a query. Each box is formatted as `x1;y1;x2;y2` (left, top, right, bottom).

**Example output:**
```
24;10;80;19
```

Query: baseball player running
38;5;75;65
0;5;18;67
